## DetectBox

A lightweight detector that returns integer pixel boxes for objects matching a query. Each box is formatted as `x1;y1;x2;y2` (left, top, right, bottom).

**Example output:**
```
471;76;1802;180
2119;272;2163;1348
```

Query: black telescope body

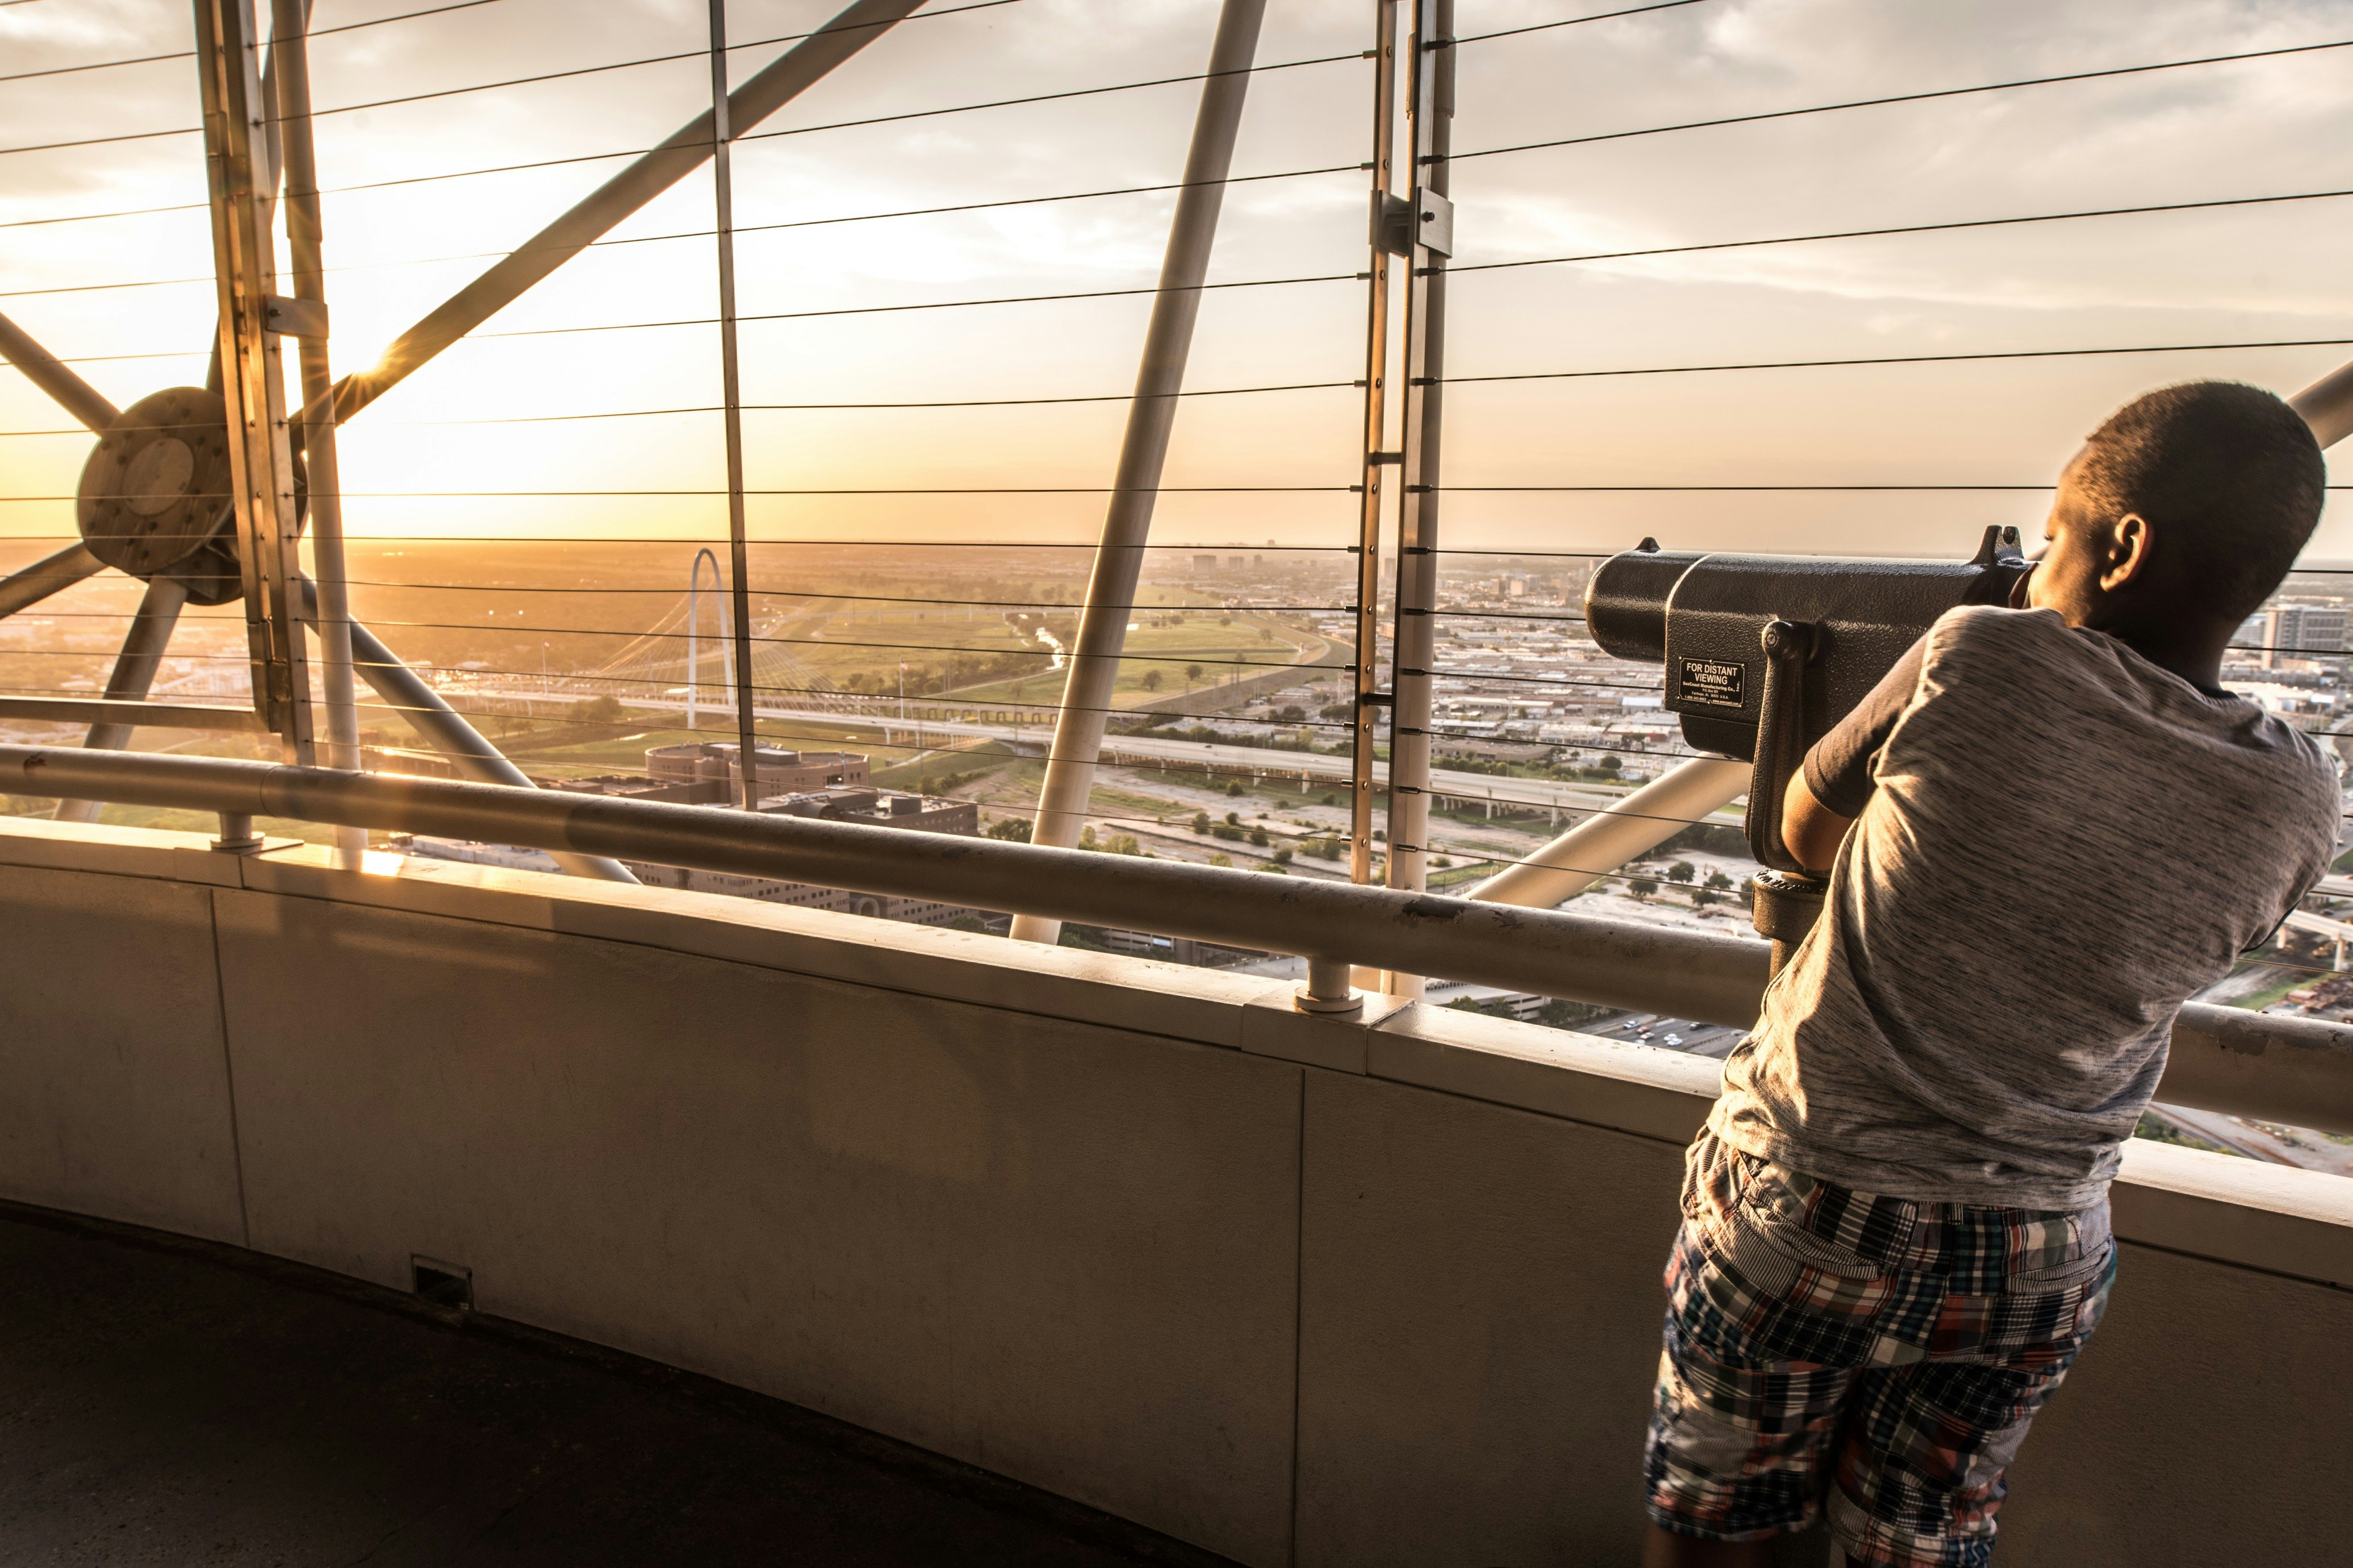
1584;527;2032;759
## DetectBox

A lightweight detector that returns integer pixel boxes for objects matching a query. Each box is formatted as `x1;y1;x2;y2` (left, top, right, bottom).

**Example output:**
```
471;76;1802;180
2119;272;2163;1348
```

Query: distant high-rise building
2262;603;2346;667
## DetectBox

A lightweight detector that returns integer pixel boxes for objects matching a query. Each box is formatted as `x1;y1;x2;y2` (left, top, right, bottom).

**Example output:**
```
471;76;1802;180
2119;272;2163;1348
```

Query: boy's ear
2100;513;2153;591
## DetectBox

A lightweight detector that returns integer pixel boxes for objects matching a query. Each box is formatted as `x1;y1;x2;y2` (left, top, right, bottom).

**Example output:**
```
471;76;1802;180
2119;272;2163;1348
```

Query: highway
450;683;1700;820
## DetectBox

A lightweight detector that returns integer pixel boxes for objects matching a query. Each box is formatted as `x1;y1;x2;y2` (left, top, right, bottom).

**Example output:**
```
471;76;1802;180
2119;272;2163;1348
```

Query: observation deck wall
0;816;2346;1566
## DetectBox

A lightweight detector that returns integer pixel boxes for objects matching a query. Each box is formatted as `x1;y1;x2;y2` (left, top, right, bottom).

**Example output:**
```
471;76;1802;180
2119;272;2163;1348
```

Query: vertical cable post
708;0;761;809
271;0;365;859
195;0;314;764
1007;0;1270;947
1348;0;1401;887
1380;0;1453;997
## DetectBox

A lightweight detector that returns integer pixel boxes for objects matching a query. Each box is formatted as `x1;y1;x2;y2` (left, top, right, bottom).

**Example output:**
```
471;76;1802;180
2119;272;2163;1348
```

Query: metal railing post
195;0;314;764
708;0;762;809
1378;0;1453;996
271;0;365;860
1008;0;1270;945
1348;0;1401;887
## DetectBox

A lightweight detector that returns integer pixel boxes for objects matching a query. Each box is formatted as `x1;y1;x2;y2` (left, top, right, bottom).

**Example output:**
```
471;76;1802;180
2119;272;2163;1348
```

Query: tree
1078;827;1098;851
1308;836;1343;861
570;694;623;724
1272;845;1294;865
1433;855;1452;868
1598;754;1622;775
1694;889;1719;909
1257;861;1289;874
1226;779;1247;797
1704;868;1734;891
986;817;1032;843
1225;811;1241;825
1248;825;1270;848
1628;876;1657;901
1141;669;1164;692
1191;810;1212;835
1668;861;1695;885
1186;663;1204;690
1209;853;1233;868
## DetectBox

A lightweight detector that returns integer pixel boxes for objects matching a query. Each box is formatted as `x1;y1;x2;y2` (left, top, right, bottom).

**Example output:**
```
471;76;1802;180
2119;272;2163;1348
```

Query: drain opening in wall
411;1257;473;1311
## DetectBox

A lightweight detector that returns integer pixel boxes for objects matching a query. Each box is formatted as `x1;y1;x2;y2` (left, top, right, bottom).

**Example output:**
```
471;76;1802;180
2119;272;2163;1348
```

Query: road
450;683;1686;819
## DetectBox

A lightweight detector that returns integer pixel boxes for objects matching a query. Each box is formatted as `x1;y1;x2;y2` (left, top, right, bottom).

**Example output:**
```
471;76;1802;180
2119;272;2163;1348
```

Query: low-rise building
644;741;870;797
760;787;979;836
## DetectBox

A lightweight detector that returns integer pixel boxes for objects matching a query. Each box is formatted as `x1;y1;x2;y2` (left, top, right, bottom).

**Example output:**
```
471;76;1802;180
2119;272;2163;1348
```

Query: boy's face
2026;445;2143;627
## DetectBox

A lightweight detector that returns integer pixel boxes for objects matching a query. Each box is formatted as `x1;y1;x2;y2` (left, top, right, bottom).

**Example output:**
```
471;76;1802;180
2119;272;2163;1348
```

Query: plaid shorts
1645;1130;2115;1567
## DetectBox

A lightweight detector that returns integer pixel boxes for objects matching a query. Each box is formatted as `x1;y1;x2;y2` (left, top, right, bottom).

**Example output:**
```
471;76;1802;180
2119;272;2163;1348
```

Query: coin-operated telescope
1583;526;2034;965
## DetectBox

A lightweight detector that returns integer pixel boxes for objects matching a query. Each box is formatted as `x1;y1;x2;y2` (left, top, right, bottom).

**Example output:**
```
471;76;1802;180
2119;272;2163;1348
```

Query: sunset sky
5;0;2353;561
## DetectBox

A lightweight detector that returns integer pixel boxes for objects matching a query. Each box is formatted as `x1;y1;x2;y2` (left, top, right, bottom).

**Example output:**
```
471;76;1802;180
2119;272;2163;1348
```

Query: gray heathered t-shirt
1710;604;2342;1211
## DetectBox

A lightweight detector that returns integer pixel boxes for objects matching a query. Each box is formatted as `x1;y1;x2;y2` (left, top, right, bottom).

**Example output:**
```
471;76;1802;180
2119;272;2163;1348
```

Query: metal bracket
1371;191;1416;256
1413;187;1454;258
264;294;329;339
1743;619;1815;874
1372;189;1454;257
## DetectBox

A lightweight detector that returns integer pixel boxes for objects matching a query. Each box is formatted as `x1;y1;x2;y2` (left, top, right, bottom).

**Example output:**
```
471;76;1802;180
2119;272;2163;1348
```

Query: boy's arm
1780;635;1930;874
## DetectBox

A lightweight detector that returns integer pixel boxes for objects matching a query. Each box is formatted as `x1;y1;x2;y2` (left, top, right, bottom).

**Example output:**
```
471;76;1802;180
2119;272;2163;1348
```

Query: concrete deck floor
0;1208;1229;1567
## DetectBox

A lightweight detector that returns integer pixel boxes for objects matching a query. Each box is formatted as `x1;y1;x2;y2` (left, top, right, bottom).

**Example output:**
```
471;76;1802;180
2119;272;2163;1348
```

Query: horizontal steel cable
461;271;1361;341
1443;186;2353;280
1445;37;2353;166
0;0;511;83
381;379;1361;422
0;21;1353;158
0;150;1363;237
20;330;2344;385
0;534;1360;550
333;581;1353;612
6;485;1353;501
260;0;1036;125
0;162;1367;299
1448;0;1708;46
1439;336;2353;387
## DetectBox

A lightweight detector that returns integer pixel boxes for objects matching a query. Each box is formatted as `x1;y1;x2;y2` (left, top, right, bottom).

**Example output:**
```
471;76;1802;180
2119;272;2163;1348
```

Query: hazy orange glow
4;0;2351;558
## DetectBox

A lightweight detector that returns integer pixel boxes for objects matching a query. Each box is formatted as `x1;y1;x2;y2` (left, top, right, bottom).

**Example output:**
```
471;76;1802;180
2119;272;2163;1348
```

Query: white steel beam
321;0;929;427
0;309;121;434
1467;756;1753;910
54;576;191;824
1009;0;1269;946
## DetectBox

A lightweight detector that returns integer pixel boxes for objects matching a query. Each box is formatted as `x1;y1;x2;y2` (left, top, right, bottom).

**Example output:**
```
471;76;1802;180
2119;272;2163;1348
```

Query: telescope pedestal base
1750;870;1826;978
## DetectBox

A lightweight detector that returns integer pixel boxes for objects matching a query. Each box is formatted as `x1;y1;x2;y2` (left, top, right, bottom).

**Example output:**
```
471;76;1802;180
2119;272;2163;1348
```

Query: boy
1640;381;2342;1567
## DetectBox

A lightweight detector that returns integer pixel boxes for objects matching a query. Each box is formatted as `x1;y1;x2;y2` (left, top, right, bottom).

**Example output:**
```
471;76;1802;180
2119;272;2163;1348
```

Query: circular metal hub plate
76;387;234;578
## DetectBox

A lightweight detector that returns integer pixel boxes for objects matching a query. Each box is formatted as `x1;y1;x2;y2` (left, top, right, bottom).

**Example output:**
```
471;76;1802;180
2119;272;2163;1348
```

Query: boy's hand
1781;770;1853;876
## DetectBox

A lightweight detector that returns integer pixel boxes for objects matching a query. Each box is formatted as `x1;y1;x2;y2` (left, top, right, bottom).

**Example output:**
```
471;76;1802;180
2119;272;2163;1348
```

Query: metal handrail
2;743;2348;1138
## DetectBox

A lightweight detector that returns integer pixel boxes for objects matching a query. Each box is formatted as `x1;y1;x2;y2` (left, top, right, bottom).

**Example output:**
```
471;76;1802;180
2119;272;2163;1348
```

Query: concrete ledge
2113;1138;2353;1289
1240;984;1413;1073
1368;1000;1720;1145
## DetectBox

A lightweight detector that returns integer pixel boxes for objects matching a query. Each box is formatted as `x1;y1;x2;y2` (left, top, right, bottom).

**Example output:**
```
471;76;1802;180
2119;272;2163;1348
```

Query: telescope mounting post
1745;617;1827;976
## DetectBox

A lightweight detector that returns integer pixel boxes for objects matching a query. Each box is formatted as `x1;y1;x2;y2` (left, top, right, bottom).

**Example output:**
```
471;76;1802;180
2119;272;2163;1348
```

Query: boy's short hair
2076;380;2325;621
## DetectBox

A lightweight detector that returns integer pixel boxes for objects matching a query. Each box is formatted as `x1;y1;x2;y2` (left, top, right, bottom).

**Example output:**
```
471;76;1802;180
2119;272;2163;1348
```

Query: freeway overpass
445;685;1712;824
